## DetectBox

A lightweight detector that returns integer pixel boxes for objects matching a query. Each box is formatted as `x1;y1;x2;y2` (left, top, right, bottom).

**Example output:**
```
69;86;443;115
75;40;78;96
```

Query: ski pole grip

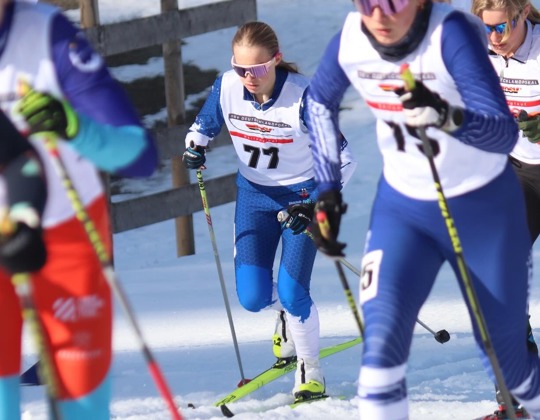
277;210;289;223
400;63;415;91
316;211;332;240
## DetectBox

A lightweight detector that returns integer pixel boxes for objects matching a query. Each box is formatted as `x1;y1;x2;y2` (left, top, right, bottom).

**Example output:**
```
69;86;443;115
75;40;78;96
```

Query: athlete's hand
312;190;347;258
0;219;46;274
395;81;460;131
518;112;540;143
182;141;207;169
280;201;315;235
17;89;79;140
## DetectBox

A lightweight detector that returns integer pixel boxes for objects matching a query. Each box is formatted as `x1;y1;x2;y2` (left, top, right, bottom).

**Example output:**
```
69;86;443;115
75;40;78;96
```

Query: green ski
214;336;362;412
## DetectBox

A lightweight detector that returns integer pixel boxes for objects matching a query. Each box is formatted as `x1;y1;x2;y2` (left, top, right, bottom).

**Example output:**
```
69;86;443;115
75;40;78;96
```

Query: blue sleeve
306;31;351;193
50;13;158;177
441;12;517;153
189;76;225;139
299;88;308;129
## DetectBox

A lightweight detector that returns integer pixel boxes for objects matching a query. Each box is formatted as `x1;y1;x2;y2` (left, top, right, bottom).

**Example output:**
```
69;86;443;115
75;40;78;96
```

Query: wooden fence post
80;0;99;28
161;0;195;256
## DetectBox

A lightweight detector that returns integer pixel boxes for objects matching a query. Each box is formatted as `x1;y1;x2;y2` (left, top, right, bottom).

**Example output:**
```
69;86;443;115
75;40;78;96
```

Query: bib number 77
243;144;280;169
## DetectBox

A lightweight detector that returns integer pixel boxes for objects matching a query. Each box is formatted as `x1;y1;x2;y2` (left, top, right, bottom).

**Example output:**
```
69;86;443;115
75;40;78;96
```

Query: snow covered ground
19;0;540;418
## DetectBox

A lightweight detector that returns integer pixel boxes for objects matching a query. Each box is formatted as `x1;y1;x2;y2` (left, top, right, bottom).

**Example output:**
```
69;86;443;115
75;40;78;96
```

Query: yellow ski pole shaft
196;169;248;385
400;64;516;420
41;134;183;420
12;273;62;420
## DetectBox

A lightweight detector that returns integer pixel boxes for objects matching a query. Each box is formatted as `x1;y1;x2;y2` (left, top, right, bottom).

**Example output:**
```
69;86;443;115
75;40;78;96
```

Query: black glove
281;201;315;235
517;111;540;143
0;223;46;274
395;81;462;132
17;88;79;139
312;190;347;258
182;141;206;169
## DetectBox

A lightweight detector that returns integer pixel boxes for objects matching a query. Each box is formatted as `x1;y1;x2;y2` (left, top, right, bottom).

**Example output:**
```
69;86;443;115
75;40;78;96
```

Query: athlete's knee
237;293;270;312
276;267;313;317
236;265;273;312
277;282;312;319
237;282;271;312
280;294;312;319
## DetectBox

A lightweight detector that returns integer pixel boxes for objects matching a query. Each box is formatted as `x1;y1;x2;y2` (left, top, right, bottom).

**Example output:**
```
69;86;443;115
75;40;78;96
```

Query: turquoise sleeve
70;114;147;173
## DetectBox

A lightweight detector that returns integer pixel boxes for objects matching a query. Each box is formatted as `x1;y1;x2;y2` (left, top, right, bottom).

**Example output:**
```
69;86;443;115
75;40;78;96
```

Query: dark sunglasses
484;19;517;34
231;56;276;78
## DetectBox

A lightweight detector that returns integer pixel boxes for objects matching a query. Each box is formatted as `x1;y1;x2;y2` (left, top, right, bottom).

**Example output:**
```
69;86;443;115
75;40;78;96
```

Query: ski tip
220;404;235;418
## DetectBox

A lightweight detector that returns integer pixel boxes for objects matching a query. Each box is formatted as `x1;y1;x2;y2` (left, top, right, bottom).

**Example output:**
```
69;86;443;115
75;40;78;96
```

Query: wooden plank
42;0;78;9
85;0;257;56
111;173;237;233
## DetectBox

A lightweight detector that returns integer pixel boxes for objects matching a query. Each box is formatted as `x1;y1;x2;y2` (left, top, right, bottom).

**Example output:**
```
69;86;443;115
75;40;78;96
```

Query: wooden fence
78;0;257;235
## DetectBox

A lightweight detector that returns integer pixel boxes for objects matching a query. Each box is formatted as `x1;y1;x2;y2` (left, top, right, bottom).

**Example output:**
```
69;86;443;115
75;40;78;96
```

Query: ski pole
415;319;450;344
41;134;183;420
400;64;516;420
278;209;365;337
12;273;62;420
277;209;450;343
334;258;365;336
315;210;364;336
196;170;248;386
335;250;450;343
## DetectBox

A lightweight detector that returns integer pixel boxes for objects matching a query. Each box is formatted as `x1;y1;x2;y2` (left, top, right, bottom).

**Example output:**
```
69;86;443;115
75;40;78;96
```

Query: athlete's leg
33;196;112;420
444;164;540;414
0;270;22;420
510;157;540;243
511;159;540;355
234;175;282;312
276;179;319;357
357;178;445;419
279;228;323;397
275;181;321;397
277;228;318;358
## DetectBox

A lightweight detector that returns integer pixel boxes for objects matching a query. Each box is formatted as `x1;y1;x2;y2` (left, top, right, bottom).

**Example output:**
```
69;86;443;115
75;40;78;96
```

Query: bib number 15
386;121;440;157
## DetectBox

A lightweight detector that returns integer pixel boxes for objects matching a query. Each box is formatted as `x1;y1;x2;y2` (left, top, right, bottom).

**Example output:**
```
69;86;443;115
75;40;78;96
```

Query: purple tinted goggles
231;56;276;78
355;0;409;15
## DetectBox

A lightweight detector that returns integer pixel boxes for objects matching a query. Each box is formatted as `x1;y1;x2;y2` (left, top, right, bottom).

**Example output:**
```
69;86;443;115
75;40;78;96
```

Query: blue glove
281;201;315;235
182;141;206;169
